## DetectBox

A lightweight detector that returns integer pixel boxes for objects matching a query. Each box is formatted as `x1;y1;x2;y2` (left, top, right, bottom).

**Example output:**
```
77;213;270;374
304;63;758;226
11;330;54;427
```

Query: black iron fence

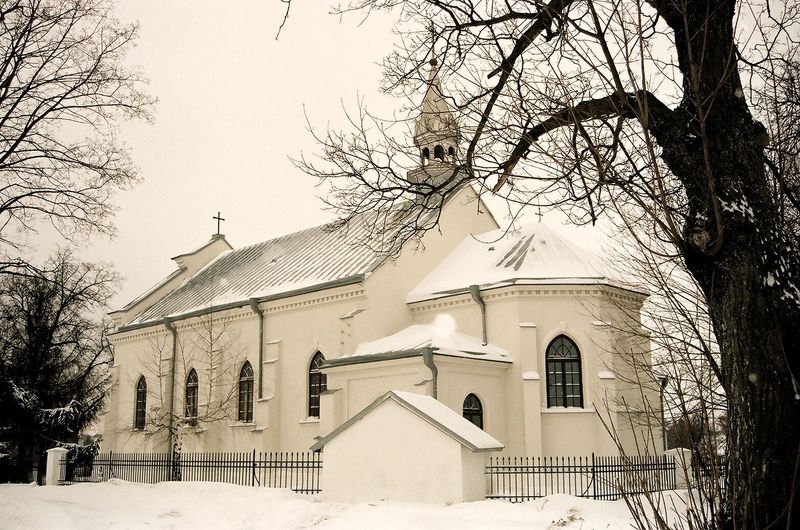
693;453;728;499
486;454;676;502
59;450;322;494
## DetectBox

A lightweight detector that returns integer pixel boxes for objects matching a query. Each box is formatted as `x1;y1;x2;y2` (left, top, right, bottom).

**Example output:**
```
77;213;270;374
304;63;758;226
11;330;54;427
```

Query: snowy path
0;480;676;529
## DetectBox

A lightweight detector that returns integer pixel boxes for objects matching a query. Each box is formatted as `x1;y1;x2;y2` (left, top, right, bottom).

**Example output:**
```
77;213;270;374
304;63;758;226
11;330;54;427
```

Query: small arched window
134;376;147;430
422;147;430;160
434;144;444;160
238;362;254;422
546;335;583;408
447;146;455;157
462;393;483;429
185;369;198;418
308;352;327;418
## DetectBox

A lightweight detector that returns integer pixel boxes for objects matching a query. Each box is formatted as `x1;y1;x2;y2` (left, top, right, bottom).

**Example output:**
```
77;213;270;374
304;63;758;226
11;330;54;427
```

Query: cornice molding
409;284;641;312
112;287;366;343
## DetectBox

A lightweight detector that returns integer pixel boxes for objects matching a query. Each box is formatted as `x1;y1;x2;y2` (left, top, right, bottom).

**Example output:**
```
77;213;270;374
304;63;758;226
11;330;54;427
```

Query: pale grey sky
32;1;608;310
31;1;397;308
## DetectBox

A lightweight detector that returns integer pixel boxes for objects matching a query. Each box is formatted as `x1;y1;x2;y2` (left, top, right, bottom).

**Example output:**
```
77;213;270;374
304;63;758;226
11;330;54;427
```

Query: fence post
251;449;256;487
591;453;596;500
665;448;692;489
45;447;68;486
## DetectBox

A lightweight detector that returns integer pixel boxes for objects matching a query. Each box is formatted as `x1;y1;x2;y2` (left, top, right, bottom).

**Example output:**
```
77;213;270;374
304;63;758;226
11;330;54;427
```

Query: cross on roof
213;211;225;235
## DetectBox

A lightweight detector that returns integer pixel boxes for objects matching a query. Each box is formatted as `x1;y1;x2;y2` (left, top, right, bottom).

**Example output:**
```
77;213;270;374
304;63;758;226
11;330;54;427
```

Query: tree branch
495;90;674;191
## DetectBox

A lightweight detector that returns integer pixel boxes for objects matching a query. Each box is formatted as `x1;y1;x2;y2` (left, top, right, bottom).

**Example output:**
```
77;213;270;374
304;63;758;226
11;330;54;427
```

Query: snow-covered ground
0;480;689;529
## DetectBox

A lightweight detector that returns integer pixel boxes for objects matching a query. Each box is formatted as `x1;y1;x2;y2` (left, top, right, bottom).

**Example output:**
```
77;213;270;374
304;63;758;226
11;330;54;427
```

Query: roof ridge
232;218;340;253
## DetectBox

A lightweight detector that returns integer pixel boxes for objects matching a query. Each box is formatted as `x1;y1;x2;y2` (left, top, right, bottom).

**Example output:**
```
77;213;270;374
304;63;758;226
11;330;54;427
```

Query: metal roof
127;212;395;326
328;324;512;366
408;221;647;302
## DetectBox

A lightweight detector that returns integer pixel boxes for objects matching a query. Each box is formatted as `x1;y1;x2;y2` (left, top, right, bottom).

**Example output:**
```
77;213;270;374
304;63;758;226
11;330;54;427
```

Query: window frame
238;362;254;423
545;335;584;408
308;352;327;418
134;376;147;430
185;368;199;418
462;393;484;429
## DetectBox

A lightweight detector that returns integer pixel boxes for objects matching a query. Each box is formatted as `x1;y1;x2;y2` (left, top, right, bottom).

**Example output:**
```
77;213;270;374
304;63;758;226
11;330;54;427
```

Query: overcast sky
31;1;609;310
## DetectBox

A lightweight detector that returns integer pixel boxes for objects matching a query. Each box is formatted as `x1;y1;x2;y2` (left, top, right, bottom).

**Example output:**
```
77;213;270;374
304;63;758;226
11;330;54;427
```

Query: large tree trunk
651;1;800;526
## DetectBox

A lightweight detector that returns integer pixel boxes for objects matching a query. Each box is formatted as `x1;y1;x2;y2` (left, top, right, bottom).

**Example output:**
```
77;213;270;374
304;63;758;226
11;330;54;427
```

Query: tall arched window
185;369;198;418
546;335;583;408
238;362;254;422
134;376;147;430
308;352;327;418
462;393;483;429
434;144;444;160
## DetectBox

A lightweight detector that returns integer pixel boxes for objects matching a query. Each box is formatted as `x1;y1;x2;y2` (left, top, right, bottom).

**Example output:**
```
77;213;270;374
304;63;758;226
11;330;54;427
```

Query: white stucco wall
434;357;509;450
409;284;650;456
324;358;432;425
320;399;467;504
104;189;498;454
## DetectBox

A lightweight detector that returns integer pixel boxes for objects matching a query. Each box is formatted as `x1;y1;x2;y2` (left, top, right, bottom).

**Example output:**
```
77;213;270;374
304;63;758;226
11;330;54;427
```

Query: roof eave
408;278;649;304
324;346;512;368
323;348;431;368
114;274;366;334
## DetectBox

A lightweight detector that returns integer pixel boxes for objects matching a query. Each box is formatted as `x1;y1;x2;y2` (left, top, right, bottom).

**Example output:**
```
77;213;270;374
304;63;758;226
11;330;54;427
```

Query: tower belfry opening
408;59;460;185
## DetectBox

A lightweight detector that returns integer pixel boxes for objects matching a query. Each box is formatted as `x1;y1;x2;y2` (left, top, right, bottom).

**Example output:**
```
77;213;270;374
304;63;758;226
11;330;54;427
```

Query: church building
101;63;659;457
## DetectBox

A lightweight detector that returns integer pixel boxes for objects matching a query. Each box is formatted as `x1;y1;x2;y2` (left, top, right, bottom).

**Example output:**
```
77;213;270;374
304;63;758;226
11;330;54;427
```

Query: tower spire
409;58;460;184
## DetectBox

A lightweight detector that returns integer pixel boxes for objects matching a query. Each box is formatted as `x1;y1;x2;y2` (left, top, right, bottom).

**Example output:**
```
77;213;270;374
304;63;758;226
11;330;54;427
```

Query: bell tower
407;58;460;186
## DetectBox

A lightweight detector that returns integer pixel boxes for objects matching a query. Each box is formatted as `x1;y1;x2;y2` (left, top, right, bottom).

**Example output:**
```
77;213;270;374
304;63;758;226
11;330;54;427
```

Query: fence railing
59;450;322;494
486;454;676;502
693;454;728;499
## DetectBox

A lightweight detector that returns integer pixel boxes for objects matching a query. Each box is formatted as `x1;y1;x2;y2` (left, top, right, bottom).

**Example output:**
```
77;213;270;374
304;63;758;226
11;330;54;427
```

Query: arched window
422;147;430;160
462;393;483;429
134;376;147;430
185;369;198;418
546;335;583;408
434;144;444;160
447;146;455;157
238;362;254;422
308;352;327;418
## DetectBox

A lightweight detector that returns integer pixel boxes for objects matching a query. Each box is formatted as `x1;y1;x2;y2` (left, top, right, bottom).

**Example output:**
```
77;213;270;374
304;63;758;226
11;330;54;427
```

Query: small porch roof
310;390;504;452
325;324;511;368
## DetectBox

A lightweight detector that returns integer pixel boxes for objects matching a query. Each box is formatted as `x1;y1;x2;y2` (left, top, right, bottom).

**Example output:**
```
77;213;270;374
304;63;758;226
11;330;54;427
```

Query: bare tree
298;0;800;526
0;0;153;265
136;307;243;477
592;226;728;527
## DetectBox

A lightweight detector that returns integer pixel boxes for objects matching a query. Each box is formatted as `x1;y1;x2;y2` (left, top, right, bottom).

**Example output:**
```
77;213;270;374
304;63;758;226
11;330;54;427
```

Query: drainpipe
422;347;438;399
249;298;264;399
469;284;488;346
163;317;178;453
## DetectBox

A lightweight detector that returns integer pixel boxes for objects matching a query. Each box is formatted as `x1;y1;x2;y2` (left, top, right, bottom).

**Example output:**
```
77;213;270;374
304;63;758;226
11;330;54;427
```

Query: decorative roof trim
409;283;646;312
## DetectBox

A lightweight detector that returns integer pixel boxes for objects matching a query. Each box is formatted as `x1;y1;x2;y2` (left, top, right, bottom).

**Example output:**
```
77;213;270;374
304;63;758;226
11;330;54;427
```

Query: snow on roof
310;390;504;452
127;212;396;326
336;323;510;363
408;221;645;303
